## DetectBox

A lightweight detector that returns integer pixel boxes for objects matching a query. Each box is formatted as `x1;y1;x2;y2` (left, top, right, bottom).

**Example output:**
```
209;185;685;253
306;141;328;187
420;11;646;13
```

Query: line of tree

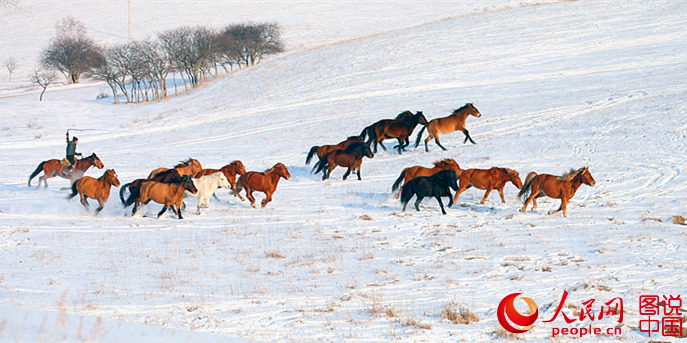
40;19;284;104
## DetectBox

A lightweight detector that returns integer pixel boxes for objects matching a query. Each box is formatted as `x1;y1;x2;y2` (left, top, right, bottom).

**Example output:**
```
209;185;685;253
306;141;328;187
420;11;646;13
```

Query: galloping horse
184;172;231;215
306;136;364;165
28;153;104;189
452;167;522;204
359;110;414;145
370;111;428;154
414;103;481;152
124;175;197;219
66;169;120;214
400;170;459;215
518;167;596;217
232;163;291;208
195;160;246;191
391;159;462;199
313;142;374;180
147;158;202;178
119;169;182;204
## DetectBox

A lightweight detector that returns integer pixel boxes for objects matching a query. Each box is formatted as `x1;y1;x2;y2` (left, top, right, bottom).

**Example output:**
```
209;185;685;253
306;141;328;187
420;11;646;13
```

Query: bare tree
222;22;284;67
41;35;101;84
32;68;57;101
3;56;16;81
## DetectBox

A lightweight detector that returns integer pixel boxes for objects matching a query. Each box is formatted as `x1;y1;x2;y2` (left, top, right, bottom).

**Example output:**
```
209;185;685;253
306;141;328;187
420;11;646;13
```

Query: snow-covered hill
0;0;685;341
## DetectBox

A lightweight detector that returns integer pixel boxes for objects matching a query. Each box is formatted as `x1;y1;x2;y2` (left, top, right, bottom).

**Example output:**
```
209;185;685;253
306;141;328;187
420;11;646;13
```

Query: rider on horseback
63;131;82;175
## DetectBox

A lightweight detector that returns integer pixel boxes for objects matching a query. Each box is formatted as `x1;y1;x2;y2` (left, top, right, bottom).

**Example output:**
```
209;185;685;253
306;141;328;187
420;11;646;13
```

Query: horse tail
413;125;427;148
66;181;79;201
124;184;142;208
313;153;330;175
28;161;45;186
360;125;370;141
305;146;319;165
392;169;408;192
400;180;413;206
517;172;538;201
230;178;244;197
119;182;131;204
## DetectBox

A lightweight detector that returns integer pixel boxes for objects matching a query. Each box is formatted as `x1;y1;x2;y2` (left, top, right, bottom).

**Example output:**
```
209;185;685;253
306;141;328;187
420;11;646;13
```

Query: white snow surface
0;0;686;342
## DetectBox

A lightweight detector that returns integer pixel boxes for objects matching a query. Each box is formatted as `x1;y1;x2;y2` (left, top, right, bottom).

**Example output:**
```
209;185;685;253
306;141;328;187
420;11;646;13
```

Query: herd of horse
26;103;595;218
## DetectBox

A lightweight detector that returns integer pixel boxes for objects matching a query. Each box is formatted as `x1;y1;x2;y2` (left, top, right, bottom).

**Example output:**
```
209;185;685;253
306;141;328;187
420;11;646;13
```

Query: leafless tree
41;35;101;84
221;22;284;67
3;56;16;81
32;68;57;101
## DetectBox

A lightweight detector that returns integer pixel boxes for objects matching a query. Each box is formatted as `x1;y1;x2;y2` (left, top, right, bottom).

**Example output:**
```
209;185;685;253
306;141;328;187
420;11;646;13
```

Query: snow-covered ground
1;0;686;341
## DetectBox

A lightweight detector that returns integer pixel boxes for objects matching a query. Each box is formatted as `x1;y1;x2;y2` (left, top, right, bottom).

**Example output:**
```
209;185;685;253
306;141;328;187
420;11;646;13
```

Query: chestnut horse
414;103;481;152
66;169;120;214
391;158;462;199
195;160;246;191
28;153;104;189
370;111;428;154
518;167;596;217
313;142;374;180
147;158;202;179
119;169;182;204
124;175;197;219
452;167;522;204
232;163;291;208
306;136;364;165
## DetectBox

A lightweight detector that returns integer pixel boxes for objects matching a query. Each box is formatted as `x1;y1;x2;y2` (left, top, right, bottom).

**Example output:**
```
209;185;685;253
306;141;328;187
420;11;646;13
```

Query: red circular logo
497;293;539;333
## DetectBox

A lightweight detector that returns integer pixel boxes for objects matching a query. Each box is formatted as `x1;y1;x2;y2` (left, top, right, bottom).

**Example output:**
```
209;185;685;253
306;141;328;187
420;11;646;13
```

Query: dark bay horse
313;142;374;180
195;160;246;191
124;175;197;219
232;163;291;208
452;167;522;204
414;103;481;152
306;136;363;165
66;169;120;214
400;170;459;215
359;110;414;145
518;167;596;217
392;159;462;199
147;158;202;179
29;153;104;189
370;111;427;154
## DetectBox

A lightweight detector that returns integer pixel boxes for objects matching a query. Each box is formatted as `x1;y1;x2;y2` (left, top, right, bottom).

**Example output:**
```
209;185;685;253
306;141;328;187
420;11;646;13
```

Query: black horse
400;170;459;215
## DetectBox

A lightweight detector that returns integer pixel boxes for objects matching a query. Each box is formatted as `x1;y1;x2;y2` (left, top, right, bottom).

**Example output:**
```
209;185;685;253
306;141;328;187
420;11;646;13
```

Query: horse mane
346;135;362;141
175;158;195;169
453;103;473;114
395;110;413;119
264;163;283;174
559;168;583;182
432;159;451;167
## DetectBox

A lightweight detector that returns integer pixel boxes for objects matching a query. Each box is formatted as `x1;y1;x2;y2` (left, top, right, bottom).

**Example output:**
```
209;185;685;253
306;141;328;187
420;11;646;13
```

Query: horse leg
447;193;454;208
396;138;404;154
463;129;476;144
414;196;424;211
435;196;447;215
480;187;494;205
196;197;202;215
498;186;506;203
157;205;169;218
176;203;184;219
452;184;469;202
261;191;273;208
356;168;362;180
377;137;387;151
434;135;448;151
95;199;105;215
245;187;257;208
342;167;351;180
79;193;90;212
424;135;433;152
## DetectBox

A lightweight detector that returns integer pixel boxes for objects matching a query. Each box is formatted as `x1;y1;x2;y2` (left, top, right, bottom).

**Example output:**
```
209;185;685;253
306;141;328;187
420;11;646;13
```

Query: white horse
184;172;231;215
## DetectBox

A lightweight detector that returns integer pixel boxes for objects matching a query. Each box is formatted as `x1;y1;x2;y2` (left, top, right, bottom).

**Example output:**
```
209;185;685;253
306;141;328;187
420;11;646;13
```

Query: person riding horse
63;132;82;175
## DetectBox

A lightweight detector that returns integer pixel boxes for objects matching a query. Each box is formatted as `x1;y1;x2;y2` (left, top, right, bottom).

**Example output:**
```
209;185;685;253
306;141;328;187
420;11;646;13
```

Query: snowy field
0;0;686;341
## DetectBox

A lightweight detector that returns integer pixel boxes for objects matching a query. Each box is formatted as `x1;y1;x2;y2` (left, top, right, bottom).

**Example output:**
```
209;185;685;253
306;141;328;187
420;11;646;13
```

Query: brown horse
360;110;414;146
370;111;428;154
124;175;198;219
28;153;104;189
313;142;374;180
414;103;481;152
232;163;291;208
306;136;364;165
452;167;522;204
119;169;182;204
518;167;596;217
391;158;462;199
147;158;202;178
195;160;246;191
66;169;120;214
